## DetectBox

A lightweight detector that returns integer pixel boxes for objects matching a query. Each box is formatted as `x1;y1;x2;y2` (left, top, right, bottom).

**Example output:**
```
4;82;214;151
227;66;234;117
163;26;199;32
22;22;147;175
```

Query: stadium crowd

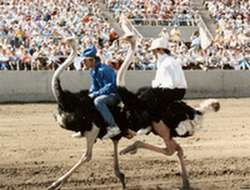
107;0;197;26
0;0;120;71
0;0;249;71
203;0;250;70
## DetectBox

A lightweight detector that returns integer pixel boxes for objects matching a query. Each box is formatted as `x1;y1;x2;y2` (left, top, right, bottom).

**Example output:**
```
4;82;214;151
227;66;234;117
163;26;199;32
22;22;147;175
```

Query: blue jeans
239;59;250;70
94;94;120;127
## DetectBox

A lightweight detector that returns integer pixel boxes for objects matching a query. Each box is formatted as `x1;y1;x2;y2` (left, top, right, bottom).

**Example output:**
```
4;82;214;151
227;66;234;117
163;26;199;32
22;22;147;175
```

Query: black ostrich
115;15;220;189
48;37;134;190
48;35;156;189
48;26;220;190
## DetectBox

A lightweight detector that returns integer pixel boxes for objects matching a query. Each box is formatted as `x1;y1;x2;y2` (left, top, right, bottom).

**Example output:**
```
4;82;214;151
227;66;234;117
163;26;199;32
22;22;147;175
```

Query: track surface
0;99;250;190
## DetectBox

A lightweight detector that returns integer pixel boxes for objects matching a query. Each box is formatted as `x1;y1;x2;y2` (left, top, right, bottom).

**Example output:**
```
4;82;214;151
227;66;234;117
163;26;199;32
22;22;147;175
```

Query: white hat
148;37;169;51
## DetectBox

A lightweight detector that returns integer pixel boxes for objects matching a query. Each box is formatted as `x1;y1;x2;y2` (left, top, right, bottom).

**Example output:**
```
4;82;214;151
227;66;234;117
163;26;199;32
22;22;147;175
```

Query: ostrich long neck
116;41;136;87
51;44;77;102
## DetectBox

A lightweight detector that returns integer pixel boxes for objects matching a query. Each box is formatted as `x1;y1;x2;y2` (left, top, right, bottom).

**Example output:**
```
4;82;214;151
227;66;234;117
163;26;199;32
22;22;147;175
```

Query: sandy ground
0;98;250;190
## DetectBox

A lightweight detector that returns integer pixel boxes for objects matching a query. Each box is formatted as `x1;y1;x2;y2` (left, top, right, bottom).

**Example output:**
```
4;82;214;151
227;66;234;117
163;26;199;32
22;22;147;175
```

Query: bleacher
0;0;249;71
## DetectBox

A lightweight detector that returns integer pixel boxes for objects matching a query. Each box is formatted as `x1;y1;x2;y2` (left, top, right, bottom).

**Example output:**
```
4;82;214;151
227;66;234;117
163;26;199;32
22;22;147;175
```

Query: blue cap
81;45;97;59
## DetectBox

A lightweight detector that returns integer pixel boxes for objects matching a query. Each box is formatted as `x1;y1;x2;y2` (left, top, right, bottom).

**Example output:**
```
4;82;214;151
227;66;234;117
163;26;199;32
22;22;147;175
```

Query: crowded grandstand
0;0;249;71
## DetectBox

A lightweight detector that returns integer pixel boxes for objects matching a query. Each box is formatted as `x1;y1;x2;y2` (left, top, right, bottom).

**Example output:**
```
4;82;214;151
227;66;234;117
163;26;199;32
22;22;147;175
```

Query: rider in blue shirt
88;58;117;98
79;45;121;139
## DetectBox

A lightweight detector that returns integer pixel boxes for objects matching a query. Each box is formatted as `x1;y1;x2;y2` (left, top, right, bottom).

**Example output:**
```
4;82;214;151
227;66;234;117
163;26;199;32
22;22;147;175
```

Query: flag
199;25;212;50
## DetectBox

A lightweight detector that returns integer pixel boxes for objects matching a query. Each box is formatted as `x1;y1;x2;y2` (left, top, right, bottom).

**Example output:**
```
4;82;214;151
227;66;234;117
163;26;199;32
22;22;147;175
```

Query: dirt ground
0;98;250;190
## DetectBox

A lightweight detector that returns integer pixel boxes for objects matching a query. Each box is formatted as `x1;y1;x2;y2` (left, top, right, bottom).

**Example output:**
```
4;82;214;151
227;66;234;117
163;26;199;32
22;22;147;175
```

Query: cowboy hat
81;45;97;59
148;37;169;51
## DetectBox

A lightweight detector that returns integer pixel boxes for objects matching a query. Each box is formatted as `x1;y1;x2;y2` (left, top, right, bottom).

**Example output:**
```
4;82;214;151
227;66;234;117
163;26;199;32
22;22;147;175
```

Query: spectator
0;0;120;71
170;25;182;42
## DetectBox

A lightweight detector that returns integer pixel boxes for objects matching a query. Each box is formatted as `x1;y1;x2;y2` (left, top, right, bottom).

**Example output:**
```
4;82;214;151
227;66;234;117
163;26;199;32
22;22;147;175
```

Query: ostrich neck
51;47;77;101
116;43;135;87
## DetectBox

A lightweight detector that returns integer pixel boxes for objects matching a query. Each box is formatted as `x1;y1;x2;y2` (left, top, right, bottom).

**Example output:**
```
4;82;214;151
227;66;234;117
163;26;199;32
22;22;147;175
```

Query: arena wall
0;71;250;103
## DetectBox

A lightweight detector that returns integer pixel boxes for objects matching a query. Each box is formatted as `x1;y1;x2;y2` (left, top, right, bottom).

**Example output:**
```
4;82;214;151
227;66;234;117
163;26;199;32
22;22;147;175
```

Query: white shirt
152;54;187;89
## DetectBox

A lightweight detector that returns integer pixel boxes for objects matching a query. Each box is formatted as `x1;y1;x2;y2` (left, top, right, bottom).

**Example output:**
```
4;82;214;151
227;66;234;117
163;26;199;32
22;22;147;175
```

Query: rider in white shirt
148;37;188;110
152;52;187;89
140;36;188;155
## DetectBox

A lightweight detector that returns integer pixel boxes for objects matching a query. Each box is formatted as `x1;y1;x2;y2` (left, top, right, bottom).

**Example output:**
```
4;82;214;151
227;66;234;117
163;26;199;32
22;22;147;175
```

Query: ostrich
48;28;220;190
48;37;127;190
115;15;221;190
115;36;220;189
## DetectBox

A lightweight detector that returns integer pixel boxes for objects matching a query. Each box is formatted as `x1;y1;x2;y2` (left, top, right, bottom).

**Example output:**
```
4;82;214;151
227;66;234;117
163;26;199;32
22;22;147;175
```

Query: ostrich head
120;33;137;48
63;37;77;51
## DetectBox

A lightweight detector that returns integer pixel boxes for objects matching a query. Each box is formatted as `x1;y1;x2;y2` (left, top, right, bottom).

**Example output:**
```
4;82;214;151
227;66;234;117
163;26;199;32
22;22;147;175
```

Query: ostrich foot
180;179;191;190
115;171;126;189
120;141;142;155
47;180;64;190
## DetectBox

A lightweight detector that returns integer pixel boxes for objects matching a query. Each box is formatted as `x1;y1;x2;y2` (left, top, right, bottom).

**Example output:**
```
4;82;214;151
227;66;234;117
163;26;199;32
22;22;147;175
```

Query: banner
199;25;212;50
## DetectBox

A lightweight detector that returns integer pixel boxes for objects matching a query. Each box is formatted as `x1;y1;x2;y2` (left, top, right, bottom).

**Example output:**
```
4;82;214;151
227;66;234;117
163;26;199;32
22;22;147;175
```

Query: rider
150;36;187;103
140;36;188;154
73;45;121;139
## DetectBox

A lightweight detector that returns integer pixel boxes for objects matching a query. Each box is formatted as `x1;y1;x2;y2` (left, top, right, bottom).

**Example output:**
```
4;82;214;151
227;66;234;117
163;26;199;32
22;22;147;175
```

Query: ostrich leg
120;140;190;190
176;144;190;190
112;140;126;189
47;125;100;190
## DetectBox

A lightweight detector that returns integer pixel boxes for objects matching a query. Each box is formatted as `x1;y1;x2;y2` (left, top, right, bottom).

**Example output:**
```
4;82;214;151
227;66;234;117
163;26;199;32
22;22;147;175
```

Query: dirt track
0;98;250;190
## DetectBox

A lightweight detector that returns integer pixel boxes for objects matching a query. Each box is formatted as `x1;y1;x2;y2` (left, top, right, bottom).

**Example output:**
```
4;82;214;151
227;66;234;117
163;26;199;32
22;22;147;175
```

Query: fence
1;70;250;103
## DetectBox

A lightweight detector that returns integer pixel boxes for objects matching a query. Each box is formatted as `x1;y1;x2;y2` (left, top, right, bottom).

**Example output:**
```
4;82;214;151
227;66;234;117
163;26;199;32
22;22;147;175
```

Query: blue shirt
89;59;117;98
